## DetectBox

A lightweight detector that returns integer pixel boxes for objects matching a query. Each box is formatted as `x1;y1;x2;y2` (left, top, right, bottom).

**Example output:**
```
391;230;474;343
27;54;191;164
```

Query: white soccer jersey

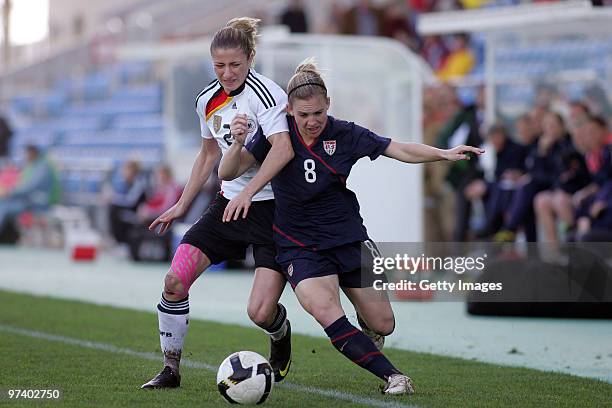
195;69;288;201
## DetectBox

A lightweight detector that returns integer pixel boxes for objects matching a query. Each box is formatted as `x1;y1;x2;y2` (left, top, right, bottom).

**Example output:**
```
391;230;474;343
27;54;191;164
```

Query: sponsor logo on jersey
231;102;237;109
323;140;336;156
213;115;223;133
287;263;293;277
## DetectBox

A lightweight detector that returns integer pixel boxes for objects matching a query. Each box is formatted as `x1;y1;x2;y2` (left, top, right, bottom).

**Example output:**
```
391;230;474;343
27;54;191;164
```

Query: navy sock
324;316;401;380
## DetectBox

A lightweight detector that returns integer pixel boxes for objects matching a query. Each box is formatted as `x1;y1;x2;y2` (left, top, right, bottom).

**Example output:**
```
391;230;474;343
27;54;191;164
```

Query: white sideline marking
0;324;418;408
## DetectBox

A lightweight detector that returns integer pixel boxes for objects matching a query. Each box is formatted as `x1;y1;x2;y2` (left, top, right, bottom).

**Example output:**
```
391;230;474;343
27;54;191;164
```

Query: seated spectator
534;119;591;245
107;160;147;245
436;33;476;81
469;124;527;238
567;100;590;130
137;165;182;224
571;116;612;242
125;165;181;262
515;113;540;147
0;145;60;235
126;167;219;263
529;104;548;136
494;112;566;242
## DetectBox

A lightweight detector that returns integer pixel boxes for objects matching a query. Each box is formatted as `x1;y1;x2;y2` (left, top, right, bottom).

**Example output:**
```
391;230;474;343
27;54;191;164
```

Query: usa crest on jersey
323;140;336;156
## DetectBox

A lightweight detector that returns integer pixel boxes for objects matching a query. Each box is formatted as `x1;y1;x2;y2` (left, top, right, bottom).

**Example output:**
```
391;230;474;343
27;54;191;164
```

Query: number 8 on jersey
304;159;317;183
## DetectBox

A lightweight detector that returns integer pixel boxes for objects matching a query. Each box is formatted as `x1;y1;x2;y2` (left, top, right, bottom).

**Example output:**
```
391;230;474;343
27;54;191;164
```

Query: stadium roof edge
416;0;611;35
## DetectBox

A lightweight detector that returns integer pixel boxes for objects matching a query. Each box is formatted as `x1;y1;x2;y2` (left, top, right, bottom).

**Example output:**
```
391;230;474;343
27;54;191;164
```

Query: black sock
324;316;401;380
261;303;288;341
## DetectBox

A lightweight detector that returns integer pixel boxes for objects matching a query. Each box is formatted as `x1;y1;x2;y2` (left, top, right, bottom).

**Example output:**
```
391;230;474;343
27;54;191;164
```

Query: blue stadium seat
110;114;164;131
60;130;163;147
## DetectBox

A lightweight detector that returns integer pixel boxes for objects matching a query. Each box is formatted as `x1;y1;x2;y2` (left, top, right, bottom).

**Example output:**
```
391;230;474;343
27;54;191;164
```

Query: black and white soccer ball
216;351;274;405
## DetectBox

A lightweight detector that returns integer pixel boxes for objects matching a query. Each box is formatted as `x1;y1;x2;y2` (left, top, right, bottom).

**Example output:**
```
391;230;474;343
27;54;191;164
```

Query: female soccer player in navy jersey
141;17;294;389
219;58;483;395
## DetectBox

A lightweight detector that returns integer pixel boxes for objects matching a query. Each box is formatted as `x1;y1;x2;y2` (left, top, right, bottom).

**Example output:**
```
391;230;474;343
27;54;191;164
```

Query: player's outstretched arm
149;137;221;234
222;131;293;222
383;141;484;164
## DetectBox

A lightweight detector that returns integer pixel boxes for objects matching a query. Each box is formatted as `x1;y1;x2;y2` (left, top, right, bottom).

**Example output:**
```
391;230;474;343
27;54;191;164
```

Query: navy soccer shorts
276;240;385;289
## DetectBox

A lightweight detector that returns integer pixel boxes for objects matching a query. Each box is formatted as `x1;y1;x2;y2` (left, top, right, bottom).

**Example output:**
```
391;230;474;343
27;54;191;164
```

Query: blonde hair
287;57;328;102
210;17;260;62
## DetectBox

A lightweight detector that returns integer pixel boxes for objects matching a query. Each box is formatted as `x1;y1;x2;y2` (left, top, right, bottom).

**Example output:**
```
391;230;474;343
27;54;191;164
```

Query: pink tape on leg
171;244;205;296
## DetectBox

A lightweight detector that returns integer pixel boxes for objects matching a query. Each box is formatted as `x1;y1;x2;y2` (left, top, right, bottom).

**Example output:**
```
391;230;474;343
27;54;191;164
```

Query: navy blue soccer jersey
246;115;391;250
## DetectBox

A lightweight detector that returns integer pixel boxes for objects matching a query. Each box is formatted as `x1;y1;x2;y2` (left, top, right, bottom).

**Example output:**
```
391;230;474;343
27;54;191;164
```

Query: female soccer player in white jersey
218;59;483;395
141;17;294;389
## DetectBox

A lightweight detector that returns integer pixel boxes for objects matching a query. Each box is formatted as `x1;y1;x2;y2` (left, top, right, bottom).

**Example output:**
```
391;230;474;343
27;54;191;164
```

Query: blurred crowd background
0;0;610;263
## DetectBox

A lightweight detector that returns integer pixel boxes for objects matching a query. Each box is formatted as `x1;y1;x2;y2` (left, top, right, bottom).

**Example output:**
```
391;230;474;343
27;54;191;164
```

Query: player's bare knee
310;302;341;327
163;272;185;299
363;312;395;336
376;315;395;336
247;300;274;328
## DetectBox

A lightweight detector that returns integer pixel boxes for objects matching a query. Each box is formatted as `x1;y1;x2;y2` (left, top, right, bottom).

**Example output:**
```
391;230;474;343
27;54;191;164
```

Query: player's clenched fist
230;114;248;144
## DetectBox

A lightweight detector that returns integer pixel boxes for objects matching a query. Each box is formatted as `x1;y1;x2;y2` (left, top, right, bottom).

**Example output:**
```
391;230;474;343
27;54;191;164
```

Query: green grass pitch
0;290;610;407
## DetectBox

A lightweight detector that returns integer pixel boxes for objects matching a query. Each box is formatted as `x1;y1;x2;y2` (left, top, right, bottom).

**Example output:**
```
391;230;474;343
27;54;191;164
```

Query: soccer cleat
493;230;516;243
357;314;385;351
269;320;292;382
140;366;181;389
382;374;415;395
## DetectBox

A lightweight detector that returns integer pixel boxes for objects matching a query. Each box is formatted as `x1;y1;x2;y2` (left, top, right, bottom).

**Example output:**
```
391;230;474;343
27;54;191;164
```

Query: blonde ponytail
287;57;328;101
211;17;260;61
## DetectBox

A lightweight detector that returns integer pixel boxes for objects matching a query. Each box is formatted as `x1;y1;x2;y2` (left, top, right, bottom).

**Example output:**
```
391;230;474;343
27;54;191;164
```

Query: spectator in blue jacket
0;145;60;233
107;160;147;245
